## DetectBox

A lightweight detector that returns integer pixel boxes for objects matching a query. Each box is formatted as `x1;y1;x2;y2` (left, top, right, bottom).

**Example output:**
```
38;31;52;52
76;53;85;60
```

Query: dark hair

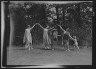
27;25;30;27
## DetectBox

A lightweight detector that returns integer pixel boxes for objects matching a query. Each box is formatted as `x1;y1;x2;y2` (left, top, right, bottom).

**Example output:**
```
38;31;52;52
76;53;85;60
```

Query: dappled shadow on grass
12;48;27;50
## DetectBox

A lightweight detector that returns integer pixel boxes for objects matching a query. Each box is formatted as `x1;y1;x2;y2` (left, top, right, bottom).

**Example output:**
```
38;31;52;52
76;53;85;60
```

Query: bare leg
75;44;80;51
56;37;58;42
62;37;64;45
44;42;47;49
31;43;33;49
46;37;51;49
74;45;75;48
43;38;47;49
63;40;66;49
28;43;31;51
50;42;54;50
50;37;54;50
25;42;28;48
66;40;70;51
28;44;30;51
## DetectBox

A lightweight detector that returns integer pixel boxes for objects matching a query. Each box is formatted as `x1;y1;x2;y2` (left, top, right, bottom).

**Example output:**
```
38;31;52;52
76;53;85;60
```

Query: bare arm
65;31;73;40
57;25;66;34
69;34;74;40
49;27;55;30
30;23;38;30
68;34;74;40
36;23;44;29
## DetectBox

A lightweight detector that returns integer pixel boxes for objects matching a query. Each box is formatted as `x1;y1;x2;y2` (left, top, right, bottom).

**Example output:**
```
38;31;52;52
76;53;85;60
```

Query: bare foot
52;49;54;50
47;47;50;49
66;49;70;51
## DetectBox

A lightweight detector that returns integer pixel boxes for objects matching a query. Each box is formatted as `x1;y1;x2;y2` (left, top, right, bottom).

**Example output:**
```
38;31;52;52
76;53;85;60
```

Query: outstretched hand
35;23;39;25
33;23;39;27
35;23;44;29
30;23;38;29
35;23;40;26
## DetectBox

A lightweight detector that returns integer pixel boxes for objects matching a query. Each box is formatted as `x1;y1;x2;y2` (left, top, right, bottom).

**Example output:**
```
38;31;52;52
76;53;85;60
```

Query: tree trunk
62;5;66;27
56;5;59;24
75;3;81;27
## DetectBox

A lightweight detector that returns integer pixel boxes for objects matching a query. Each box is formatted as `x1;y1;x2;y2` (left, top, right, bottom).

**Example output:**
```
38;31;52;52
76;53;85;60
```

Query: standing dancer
48;29;54;50
57;25;72;51
23;24;37;50
48;28;58;50
53;30;59;41
36;23;54;49
70;36;80;51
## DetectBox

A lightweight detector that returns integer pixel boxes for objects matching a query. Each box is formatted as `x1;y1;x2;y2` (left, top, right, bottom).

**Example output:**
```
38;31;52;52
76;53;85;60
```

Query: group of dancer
23;23;80;51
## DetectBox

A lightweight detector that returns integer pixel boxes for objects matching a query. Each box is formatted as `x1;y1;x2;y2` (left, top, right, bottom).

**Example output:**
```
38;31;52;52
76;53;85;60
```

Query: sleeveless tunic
43;29;51;45
23;28;32;44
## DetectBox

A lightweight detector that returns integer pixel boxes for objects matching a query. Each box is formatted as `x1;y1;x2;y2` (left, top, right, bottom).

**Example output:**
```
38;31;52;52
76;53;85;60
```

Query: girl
70;36;80;51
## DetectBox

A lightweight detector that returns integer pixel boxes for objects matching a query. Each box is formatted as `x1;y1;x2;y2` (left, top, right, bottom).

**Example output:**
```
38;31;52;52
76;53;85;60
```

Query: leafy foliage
9;2;93;46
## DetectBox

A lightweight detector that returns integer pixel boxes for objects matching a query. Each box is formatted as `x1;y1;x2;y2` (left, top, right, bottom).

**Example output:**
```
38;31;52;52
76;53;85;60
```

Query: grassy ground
7;44;92;66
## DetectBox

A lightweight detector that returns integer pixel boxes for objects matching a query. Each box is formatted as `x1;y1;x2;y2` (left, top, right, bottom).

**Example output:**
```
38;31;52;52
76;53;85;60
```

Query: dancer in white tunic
36;23;54;49
23;24;37;50
57;25;73;51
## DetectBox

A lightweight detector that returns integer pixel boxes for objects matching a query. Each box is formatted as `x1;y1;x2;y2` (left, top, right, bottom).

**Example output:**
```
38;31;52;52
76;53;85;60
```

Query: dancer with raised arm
23;24;37;51
57;24;73;51
36;23;54;50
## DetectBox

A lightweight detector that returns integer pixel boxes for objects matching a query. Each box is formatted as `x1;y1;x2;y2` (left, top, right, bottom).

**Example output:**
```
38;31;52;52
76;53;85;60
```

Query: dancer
57;24;72;51
48;28;58;50
70;36;80;51
23;24;37;50
48;29;54;50
36;23;54;49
